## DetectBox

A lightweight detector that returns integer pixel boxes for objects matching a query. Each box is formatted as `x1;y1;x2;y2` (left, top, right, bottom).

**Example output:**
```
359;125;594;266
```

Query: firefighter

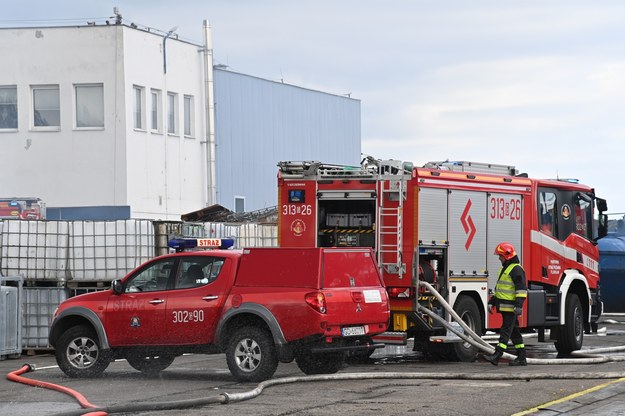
482;242;528;366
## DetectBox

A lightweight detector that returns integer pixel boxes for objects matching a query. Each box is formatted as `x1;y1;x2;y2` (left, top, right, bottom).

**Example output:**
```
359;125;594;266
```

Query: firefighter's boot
509;348;527;366
482;346;505;366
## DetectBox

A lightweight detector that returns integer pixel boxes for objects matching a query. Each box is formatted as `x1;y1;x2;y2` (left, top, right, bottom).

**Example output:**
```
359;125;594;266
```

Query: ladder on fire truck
372;159;411;278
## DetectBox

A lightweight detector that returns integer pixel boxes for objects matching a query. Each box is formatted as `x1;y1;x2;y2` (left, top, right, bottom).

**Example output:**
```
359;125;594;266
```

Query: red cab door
105;258;176;346
164;256;232;345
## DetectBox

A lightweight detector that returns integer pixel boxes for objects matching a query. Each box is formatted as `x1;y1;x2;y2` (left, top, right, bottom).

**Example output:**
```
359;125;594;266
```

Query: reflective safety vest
494;263;526;312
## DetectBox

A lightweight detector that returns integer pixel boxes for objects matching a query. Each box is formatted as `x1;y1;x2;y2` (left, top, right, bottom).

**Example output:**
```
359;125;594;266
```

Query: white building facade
0;23;360;220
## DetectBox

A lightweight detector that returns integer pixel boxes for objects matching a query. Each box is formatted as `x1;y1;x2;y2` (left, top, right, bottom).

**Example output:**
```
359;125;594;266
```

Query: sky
3;1;625;214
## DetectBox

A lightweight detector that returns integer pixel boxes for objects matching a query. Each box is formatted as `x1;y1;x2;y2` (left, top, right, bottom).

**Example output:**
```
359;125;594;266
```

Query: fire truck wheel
226;326;279;382
554;294;584;354
55;325;111;378
126;353;176;376
453;295;482;362
296;351;345;375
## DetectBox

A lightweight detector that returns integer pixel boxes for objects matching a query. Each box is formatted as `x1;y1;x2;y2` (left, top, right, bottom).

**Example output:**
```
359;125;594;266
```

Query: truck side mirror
111;279;124;294
598;214;608;240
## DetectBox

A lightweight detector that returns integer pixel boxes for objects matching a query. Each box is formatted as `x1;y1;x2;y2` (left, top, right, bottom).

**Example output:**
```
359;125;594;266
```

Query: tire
225;326;278;382
296;351;345;375
55;325;110;378
126;354;176;376
452;296;482;362
555;294;584;354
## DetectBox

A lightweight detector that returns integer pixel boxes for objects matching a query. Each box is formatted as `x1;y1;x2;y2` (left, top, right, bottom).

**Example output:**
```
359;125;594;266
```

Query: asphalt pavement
2;314;625;416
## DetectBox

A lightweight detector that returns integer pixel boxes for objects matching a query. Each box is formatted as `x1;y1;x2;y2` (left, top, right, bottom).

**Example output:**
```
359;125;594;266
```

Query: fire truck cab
278;156;608;361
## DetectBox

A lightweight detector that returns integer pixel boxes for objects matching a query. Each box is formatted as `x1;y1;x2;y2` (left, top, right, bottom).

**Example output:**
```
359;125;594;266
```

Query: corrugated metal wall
213;69;361;212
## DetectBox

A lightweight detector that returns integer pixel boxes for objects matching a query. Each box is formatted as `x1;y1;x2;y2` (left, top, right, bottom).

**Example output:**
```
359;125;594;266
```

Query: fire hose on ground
8;363;625;416
7;281;625;415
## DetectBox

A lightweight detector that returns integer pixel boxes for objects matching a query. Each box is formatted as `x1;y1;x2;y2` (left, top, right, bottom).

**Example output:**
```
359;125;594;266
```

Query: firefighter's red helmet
494;242;516;260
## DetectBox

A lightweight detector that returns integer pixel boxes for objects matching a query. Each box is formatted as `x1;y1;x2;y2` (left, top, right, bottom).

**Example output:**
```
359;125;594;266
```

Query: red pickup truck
49;245;390;382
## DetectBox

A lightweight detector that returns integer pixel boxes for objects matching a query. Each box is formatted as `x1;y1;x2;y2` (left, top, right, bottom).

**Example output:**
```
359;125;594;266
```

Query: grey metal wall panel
213;69;361;212
448;190;487;277
0;287;19;356
0;276;22;357
486;193;523;287
418;188;448;244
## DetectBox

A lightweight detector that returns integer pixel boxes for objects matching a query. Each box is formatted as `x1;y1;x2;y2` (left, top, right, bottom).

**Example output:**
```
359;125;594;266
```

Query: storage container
0;275;23;359
597;235;625;312
69;220;154;281
327;214;349;227
0;220;69;280
349;214;372;227
22;286;69;350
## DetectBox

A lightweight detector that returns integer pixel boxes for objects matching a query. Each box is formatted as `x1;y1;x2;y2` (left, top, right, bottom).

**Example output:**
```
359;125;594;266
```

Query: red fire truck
277;157;608;361
0;197;45;220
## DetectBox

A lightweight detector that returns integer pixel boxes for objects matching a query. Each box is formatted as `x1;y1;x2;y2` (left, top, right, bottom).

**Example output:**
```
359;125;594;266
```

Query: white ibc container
0;220;69;280
154;221;208;255
70;220;155;281
22;287;69;350
0;276;23;359
238;223;257;247
203;222;240;247
261;224;278;247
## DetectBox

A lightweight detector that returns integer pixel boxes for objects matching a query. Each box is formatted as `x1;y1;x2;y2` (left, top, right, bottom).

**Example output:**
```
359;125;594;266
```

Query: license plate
341;326;365;337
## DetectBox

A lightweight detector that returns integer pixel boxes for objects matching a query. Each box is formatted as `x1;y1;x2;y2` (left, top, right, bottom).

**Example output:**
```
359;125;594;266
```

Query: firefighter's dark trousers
498;311;523;349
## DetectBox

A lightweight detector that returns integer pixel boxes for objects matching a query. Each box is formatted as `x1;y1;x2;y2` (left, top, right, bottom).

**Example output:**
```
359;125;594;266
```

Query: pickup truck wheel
296;352;345;375
55;325;110;378
226;326;278;382
126;354;176;376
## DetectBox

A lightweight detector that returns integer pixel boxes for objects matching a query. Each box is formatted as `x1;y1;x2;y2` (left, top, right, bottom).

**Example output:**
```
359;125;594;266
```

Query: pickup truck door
164;256;232;345
105;258;176;346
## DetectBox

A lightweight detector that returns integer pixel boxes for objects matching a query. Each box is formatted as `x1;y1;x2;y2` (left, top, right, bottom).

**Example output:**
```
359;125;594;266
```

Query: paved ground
2;314;625;416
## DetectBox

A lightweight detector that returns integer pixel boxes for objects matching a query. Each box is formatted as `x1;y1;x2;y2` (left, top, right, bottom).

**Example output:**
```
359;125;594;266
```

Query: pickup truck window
323;250;381;288
125;258;176;293
176;256;225;289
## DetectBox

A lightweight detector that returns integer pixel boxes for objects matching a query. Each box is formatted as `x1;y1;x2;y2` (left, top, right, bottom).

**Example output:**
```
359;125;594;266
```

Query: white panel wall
121;29;207;220
0;26;125;208
0;25;208;221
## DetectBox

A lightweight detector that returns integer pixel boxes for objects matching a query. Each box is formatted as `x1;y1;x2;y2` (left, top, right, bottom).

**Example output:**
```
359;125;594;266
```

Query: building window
133;85;145;130
183;95;194;137
150;89;162;132
32;85;60;129
234;196;245;213
0;86;17;130
167;92;178;134
75;84;104;128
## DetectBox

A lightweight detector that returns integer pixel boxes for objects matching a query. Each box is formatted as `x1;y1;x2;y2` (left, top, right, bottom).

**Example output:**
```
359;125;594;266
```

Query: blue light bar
168;238;235;251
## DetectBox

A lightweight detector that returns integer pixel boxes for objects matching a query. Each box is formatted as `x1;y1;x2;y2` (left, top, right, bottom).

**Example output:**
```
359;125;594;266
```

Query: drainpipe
203;20;217;206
